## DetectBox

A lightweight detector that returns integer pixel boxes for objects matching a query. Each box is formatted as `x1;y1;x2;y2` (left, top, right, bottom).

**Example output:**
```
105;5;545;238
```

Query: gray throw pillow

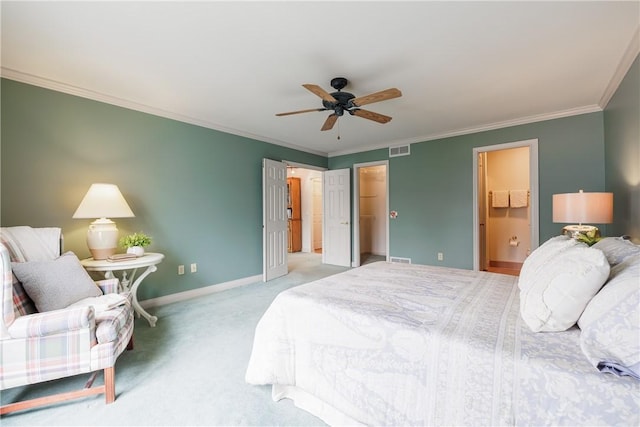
592;237;640;266
12;251;102;312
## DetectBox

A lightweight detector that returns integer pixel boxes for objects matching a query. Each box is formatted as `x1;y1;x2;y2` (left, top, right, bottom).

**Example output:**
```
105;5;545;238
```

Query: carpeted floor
1;253;351;426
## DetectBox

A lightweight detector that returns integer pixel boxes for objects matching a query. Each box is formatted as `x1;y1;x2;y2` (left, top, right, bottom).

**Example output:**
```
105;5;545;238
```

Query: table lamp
552;190;613;239
73;183;135;259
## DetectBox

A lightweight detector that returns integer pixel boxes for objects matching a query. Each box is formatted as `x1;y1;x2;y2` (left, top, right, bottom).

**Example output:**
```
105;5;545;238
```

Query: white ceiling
2;1;639;157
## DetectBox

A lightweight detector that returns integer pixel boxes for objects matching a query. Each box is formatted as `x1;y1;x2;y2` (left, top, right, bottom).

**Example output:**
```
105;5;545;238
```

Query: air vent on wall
389;144;410;157
389;256;412;264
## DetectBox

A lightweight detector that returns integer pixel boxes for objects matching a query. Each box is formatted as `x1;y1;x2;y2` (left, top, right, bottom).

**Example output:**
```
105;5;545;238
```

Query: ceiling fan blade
276;108;326;116
321;114;338;131
352;88;402;107
352;109;392;124
303;84;338;103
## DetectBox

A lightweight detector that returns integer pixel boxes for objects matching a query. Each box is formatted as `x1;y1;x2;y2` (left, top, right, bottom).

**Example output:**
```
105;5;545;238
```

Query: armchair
0;227;134;414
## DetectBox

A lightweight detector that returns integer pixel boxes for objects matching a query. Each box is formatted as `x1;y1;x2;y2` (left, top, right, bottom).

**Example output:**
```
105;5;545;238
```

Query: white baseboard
139;274;262;309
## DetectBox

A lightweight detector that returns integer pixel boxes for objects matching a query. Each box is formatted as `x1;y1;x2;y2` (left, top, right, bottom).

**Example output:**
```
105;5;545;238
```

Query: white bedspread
246;261;639;426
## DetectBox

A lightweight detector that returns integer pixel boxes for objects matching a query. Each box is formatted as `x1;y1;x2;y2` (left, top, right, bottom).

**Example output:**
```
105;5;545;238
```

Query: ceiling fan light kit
277;77;402;133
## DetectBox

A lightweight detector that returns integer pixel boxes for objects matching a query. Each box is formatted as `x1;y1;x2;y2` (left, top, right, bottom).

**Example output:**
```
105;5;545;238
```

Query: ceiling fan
276;77;402;131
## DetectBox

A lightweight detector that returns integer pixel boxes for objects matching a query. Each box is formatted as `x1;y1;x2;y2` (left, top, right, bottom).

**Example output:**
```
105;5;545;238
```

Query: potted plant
576;228;601;246
120;232;152;257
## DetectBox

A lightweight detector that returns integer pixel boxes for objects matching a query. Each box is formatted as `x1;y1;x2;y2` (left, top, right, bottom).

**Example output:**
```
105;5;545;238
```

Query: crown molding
599;26;640;109
0;67;608;160
327;104;602;157
0;67;328;158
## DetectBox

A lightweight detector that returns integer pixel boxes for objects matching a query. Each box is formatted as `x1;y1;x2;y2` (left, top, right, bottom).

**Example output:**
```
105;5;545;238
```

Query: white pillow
519;243;610;332
578;254;640;378
518;235;579;290
592;237;640;266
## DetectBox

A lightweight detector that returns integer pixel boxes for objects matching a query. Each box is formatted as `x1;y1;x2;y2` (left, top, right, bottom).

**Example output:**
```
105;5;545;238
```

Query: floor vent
389;256;412;264
389;144;410;157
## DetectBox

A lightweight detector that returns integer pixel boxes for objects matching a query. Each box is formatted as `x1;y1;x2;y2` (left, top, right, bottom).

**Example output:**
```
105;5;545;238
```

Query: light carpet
1;253;355;426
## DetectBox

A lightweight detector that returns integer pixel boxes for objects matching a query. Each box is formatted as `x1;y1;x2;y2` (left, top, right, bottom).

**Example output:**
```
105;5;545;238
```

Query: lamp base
562;225;600;240
87;218;119;260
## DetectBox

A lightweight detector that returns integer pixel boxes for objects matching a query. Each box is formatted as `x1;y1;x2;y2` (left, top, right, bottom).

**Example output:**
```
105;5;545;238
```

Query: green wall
330;112;607;268
1;79;327;300
604;54;640;242
4;61;636;301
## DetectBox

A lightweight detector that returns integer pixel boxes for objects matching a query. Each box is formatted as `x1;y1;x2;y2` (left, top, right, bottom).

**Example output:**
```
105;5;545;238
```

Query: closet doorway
353;161;389;267
472;139;539;274
286;164;323;256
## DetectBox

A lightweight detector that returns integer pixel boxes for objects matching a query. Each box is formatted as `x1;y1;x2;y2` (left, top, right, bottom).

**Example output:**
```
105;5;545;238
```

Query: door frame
283;161;327;255
472;139;539;271
263;160;327;280
353;160;389;267
283;160;327;172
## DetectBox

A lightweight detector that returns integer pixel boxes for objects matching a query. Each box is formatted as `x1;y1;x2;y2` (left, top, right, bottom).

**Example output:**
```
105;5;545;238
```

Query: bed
246;236;640;426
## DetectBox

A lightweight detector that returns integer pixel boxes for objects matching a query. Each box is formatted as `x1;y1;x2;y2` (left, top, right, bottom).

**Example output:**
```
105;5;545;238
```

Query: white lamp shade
73;183;135;219
73;183;134;259
552;191;613;224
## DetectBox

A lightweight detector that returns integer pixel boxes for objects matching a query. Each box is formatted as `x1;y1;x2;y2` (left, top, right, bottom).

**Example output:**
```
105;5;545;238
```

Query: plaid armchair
0;227;134;414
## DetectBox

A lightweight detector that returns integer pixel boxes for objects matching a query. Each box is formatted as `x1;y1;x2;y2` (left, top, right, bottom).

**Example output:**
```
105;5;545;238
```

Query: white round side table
81;252;164;327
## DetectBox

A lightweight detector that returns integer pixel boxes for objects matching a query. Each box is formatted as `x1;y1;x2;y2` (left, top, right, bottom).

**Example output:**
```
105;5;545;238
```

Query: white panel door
323;168;351;267
263;158;288;281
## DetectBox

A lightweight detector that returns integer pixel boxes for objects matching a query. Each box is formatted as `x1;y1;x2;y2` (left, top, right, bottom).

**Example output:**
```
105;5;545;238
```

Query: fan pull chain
337;120;341;141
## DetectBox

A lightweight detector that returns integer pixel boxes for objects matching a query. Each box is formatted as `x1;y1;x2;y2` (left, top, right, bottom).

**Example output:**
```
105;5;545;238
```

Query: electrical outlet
437;252;444;261
190;263;197;273
178;265;185;275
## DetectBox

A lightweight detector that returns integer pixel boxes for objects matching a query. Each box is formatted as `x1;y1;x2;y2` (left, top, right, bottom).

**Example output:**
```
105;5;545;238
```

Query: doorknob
340;221;349;225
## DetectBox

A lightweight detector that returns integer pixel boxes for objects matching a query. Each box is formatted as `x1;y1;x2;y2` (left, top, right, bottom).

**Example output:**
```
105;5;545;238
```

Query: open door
472;139;539;271
478;152;488;271
263;158;288;281
323;168;351;267
353;161;389;267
